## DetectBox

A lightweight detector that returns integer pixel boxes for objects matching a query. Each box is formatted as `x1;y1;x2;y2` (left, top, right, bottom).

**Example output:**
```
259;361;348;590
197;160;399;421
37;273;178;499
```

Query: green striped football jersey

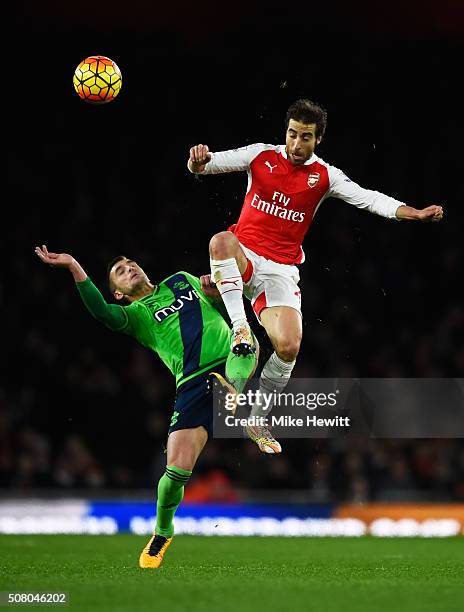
118;271;230;387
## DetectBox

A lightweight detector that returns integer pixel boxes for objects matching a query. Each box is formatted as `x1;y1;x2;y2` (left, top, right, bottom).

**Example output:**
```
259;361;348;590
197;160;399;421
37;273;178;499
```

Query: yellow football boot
139;534;173;569
246;424;282;454
209;371;238;414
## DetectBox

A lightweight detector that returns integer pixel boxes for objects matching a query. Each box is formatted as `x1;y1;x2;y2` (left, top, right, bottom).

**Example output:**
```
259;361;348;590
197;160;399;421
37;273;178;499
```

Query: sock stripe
165;467;191;475
166;472;189;482
165;469;190;481
166;466;192;476
166;474;188;484
220;288;243;296
165;472;190;483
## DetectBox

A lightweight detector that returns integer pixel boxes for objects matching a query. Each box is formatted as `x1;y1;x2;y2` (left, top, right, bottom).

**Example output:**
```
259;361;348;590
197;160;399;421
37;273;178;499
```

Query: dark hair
107;255;127;294
286;99;328;139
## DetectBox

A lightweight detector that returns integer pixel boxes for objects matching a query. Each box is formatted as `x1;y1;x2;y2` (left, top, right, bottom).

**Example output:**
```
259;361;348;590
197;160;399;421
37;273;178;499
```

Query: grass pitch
0;536;463;611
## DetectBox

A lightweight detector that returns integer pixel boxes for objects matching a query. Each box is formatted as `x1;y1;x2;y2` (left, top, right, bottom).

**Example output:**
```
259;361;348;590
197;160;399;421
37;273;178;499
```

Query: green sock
226;352;257;394
155;465;191;538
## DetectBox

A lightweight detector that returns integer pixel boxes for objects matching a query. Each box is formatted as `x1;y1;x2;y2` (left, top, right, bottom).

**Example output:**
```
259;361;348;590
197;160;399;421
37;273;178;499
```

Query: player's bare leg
139;427;207;569
260;306;302;364
166;427;208;471
209;231;255;356
247;306;302;454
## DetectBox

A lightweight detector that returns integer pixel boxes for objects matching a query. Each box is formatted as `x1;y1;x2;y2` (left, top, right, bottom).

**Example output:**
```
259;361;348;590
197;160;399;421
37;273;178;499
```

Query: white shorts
239;243;302;322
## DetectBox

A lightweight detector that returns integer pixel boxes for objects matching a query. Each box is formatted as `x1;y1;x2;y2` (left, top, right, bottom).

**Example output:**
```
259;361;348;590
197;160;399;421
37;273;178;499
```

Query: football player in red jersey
188;99;443;454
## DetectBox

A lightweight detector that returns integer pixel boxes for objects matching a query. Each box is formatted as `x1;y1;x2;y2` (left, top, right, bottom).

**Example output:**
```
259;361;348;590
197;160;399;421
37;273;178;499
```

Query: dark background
3;1;463;502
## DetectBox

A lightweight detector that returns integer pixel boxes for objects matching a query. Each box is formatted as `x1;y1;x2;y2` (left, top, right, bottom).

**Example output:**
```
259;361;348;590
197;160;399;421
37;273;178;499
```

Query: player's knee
209;231;238;259
167;456;195;472
275;338;301;362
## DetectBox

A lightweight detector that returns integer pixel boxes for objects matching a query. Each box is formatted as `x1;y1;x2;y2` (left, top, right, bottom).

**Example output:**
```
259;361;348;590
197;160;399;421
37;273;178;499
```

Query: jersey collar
139;285;159;301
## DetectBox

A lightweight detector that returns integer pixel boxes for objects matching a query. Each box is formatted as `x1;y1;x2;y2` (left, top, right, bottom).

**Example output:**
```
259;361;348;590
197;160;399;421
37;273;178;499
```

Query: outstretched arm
188;143;268;175
35;245;88;282
35;245;128;331
395;204;443;222
328;166;444;222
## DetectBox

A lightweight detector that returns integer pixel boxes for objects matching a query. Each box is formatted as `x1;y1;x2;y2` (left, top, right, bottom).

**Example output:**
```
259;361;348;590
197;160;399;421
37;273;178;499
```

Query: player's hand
35;245;75;269
417;205;444;222
189;144;211;171
200;274;221;300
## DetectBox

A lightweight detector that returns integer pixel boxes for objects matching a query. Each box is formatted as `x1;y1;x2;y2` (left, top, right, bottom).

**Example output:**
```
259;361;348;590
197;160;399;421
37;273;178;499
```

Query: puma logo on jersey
265;161;277;173
154;289;200;322
219;279;239;287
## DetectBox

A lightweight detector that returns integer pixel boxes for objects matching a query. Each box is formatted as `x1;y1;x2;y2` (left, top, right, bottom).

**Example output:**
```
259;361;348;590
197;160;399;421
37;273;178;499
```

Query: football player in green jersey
35;245;258;569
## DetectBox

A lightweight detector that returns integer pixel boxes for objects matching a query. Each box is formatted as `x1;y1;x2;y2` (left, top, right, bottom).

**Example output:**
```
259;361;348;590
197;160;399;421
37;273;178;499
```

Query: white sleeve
188;143;268;175
327;165;403;220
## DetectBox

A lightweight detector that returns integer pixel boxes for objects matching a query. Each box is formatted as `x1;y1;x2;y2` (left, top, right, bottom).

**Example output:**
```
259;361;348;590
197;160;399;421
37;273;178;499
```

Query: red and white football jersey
190;143;403;265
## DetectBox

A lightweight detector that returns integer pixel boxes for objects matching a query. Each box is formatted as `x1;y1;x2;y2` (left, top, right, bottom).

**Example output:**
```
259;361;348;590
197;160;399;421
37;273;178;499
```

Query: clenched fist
188;144;212;173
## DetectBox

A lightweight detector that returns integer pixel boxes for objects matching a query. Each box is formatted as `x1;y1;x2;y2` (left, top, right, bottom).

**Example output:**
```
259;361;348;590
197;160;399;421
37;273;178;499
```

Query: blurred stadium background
3;0;463;538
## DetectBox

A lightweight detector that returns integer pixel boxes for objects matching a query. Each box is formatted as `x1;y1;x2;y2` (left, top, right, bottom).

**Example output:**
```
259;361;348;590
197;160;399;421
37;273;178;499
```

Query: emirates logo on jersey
307;172;320;188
